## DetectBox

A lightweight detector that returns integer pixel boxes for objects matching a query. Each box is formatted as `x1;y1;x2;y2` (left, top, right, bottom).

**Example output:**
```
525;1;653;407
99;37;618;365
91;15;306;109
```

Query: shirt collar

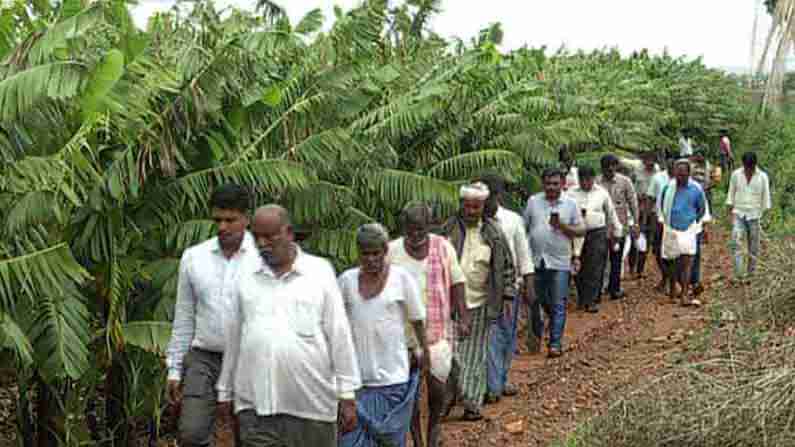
212;231;255;255
255;244;307;278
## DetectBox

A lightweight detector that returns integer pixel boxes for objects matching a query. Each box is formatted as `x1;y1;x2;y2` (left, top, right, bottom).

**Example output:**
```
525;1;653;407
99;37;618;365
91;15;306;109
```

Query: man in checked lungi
442;182;515;421
389;202;468;447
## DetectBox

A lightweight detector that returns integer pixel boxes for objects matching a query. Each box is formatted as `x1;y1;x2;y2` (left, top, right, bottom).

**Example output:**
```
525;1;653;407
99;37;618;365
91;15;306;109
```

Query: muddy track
437;232;730;447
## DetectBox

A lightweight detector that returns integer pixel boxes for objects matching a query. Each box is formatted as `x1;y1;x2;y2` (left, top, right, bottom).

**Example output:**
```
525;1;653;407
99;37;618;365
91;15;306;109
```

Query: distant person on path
389;203;467;447
523;168;585;357
217;205;361;447
597;154;639;301
726;151;772;280
628;151;660;279
659;160;706;306
690;149;713;206
478;174;534;403
719;130;734;175
570;166;622;313
560;147;579;192
165;184;258;447
647;159;675;293
442;182;515;421
689;150;714;296
679;131;694;157
338;224;427;447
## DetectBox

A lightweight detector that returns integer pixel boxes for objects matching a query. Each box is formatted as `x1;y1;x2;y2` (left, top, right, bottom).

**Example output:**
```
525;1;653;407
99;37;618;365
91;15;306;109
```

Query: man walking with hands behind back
165;184;257;447
726;151;772;281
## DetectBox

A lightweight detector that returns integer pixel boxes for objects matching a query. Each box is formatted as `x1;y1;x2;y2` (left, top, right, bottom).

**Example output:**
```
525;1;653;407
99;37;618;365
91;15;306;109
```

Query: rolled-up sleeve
216;286;241;403
322;265;361;399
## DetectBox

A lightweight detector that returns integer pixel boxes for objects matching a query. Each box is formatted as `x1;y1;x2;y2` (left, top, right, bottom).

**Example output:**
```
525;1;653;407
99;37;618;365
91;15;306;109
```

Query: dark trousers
238;411;336;447
179;349;224;447
690;232;704;285
576;228;608;307
607;236;627;295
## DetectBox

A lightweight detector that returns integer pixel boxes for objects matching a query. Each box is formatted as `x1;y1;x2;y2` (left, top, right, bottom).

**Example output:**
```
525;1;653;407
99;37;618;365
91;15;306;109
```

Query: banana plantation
0;0;750;445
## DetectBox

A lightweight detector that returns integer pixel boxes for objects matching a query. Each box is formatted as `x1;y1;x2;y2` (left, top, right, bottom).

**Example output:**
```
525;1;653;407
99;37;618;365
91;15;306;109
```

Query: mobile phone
550;211;560;226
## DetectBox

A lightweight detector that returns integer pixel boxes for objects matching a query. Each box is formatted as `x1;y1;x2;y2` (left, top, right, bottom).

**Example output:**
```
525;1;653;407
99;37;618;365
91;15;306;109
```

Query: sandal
462;410;483;421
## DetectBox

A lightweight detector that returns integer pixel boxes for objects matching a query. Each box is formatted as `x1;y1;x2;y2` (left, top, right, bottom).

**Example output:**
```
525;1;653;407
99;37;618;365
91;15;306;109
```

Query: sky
131;0;772;71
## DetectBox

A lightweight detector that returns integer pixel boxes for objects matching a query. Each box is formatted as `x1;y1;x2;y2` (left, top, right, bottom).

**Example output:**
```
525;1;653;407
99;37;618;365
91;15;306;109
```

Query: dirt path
438;232;731;447
1;234;732;447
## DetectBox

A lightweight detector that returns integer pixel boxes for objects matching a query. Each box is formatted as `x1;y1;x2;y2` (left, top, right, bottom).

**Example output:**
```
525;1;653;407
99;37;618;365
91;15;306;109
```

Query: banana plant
0;0;752;445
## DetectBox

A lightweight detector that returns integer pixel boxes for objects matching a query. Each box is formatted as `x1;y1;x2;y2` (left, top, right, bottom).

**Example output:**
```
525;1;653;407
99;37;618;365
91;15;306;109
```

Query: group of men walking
163;144;771;447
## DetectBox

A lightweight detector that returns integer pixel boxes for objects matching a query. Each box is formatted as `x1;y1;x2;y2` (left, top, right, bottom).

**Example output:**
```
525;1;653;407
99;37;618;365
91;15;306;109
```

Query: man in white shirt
389;203;467;447
679;132;693;157
726;151;772;280
338;223;427;447
217;205;361;447
165;184;258;447
570;166;622;313
478;174;534;402
560;147;579;192
627;152;660;279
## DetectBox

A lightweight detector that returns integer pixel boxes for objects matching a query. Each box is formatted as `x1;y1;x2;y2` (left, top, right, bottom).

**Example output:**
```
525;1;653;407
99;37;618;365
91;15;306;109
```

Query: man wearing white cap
442;182;515;421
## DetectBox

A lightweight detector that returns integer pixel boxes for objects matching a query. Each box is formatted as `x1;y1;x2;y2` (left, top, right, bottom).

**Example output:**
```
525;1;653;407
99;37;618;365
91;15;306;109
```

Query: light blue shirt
523;193;583;272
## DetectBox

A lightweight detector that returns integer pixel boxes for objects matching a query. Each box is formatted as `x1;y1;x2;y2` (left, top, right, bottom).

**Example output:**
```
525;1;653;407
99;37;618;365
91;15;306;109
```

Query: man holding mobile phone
523;168;585;358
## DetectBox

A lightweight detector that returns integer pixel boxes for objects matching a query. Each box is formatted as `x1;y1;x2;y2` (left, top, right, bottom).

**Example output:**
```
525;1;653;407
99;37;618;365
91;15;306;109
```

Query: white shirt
388;236;465;350
338;266;425;387
165;232;258;381
495;206;534;285
726;168;772;220
388;237;467;302
216;248;361;423
568;185;623;256
563;166;579;191
679;136;693;157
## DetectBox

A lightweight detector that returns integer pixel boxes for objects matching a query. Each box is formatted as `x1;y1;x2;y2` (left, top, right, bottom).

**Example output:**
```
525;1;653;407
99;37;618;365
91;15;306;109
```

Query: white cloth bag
661;224;698;260
428;339;453;382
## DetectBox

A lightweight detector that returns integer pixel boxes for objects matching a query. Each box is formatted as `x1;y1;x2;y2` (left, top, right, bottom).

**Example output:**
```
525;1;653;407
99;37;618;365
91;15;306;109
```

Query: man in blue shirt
659;160;706;306
523;168;585;358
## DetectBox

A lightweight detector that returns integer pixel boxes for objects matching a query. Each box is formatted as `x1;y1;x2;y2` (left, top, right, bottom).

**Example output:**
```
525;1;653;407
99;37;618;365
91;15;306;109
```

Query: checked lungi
339;370;420;447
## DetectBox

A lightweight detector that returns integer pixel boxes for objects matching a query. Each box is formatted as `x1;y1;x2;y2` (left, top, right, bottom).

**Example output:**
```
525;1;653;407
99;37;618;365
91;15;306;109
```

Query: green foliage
0;0;754;444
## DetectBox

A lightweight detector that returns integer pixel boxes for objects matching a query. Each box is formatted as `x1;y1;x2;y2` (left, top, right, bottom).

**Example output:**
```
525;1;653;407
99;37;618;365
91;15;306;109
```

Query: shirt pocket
291;296;321;338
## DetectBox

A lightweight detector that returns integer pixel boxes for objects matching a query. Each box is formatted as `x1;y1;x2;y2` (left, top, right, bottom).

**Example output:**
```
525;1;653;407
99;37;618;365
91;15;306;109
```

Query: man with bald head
216;205;362;447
